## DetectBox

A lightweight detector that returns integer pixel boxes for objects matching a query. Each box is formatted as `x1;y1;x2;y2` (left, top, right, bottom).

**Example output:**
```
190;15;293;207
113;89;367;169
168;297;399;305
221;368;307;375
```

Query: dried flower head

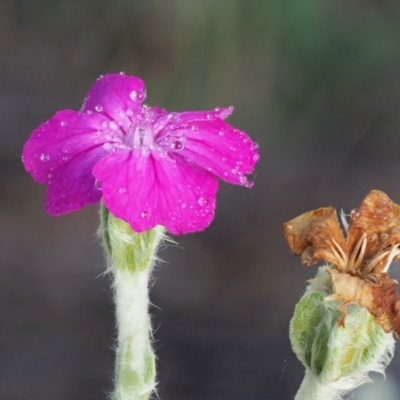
284;190;400;336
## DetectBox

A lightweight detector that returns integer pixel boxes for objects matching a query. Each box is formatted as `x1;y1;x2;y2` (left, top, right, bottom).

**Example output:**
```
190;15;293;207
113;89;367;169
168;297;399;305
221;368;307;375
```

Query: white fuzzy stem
100;205;165;400
295;371;339;400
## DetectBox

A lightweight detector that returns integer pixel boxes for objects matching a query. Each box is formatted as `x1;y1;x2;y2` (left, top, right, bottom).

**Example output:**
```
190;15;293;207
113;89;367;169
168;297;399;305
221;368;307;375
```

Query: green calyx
100;203;162;273
290;265;394;384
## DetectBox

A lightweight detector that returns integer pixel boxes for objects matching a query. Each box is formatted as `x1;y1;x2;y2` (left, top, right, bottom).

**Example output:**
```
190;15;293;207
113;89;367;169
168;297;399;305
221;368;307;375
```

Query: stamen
331;239;348;271
362;250;391;275
381;245;400;273
347;233;367;272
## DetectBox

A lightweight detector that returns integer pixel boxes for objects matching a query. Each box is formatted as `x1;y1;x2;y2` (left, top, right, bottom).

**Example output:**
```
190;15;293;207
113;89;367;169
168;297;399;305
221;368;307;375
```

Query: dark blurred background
2;1;400;399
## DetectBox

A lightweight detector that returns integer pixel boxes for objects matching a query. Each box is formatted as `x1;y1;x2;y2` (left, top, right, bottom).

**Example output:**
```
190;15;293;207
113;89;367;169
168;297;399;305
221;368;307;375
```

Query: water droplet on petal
168;112;180;123
171;139;184;151
103;143;114;152
222;157;227;162
253;154;260;162
95;105;103;112
218;130;224;136
102;121;109;128
232;169;238;175
198;197;208;206
119;71;125;75
239;176;247;185
140;211;148;218
181;203;186;208
126;108;134;117
60;121;67;127
48;173;53;178
62;156;68;161
40;153;50;162
118;187;126;194
95;179;102;190
214;107;221;112
109;121;118;130
206;114;214;120
142;147;151;157
87;109;93;114
191;125;197;131
130;89;146;102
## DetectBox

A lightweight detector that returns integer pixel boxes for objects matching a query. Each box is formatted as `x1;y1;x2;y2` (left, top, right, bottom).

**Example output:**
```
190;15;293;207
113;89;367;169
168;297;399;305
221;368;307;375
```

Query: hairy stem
295;372;340;400
100;204;165;400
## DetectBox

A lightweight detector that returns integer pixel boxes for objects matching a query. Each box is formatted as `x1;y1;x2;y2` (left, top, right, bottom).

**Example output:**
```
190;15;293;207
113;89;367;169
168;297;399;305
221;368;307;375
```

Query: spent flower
22;73;259;234
283;190;400;400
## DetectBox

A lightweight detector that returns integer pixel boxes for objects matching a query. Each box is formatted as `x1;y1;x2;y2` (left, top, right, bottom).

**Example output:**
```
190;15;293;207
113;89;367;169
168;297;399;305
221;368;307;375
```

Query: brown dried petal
348;190;400;260
330;270;400;336
283;207;347;269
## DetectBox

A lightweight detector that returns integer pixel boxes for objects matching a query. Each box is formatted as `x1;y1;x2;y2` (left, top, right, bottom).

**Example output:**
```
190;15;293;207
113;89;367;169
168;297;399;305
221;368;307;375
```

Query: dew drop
191;125;197;131
40;153;50;162
239;176;247;185
218;130;225;136
60;121;67;127
214;107;221;112
102;121;109;128
109;121;118;130
103;143;114;152
142;147;151;157
48;173;53;179
140;211;148;218
168;112;180;123
95;179;102;190
130;89;146;102
62;156;68;161
232;169;238;175
95;105;103;112
198;197;208;206
352;209;361;218
181;203;186;208
118;187;126;194
253;154;260;162
222;157;227;162
206;114;214;120
126;109;134;117
87;109;93;114
171;139;184;151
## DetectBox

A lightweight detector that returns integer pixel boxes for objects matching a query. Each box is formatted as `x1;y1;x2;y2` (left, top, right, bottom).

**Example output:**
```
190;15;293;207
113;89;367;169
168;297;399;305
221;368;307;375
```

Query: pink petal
92;150;218;234
156;110;259;187
22;110;110;214
81;74;146;130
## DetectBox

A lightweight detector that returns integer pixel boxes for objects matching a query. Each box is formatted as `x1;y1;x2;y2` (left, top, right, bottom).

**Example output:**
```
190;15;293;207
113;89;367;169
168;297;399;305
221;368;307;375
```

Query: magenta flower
22;74;259;234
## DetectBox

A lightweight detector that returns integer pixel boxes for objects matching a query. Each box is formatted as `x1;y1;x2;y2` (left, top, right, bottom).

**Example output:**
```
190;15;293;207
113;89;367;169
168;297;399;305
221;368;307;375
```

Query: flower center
125;123;154;148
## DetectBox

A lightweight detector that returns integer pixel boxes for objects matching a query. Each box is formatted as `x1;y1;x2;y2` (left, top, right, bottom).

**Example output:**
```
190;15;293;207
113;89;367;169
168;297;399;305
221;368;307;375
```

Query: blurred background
2;0;400;399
